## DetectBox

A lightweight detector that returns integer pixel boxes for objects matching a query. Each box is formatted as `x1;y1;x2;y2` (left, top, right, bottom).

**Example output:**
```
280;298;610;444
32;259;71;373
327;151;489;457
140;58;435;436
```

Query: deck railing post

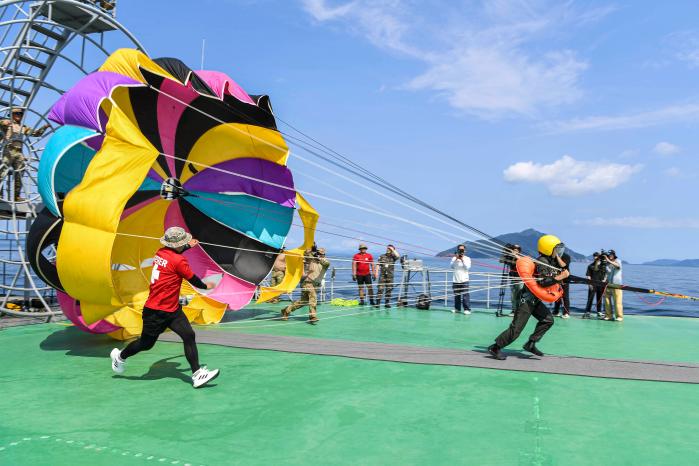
486;274;491;309
444;272;448;306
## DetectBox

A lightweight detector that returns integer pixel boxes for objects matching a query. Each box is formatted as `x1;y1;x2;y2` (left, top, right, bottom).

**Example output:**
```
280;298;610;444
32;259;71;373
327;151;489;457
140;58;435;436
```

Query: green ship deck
1;304;697;465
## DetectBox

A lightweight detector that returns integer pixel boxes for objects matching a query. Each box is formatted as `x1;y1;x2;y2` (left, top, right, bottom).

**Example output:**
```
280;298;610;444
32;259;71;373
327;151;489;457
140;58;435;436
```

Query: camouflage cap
11;107;24;114
160;226;192;248
358;243;368;250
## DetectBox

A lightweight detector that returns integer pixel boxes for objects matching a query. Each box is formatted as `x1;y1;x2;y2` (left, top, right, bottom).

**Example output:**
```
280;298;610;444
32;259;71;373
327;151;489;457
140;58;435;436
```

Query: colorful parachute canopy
28;48;317;339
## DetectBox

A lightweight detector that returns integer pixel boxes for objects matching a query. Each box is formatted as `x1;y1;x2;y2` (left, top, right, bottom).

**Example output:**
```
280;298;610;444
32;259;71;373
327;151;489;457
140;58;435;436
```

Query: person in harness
0;108;50;202
487;234;570;360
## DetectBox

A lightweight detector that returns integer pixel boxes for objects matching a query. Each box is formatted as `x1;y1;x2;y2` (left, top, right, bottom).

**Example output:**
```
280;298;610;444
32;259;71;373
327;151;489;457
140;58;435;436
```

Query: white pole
444;272;448;306
487;274;491;308
200;39;206;70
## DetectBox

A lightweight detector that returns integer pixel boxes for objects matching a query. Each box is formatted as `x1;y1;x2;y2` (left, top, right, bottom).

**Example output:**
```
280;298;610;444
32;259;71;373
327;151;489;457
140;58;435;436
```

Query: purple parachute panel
183;158;296;208
48;71;141;131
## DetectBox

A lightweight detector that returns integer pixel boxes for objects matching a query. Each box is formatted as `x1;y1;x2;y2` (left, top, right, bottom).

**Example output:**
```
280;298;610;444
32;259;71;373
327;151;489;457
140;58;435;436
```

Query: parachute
29;49;317;339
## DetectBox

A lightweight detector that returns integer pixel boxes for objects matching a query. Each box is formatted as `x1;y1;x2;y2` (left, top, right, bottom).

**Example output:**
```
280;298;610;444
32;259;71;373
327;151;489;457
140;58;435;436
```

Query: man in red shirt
110;226;219;388
352;243;377;307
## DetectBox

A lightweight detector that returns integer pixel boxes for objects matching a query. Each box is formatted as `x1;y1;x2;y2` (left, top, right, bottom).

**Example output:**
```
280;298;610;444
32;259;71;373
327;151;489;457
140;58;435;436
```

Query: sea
4;249;698;318
323;256;699;318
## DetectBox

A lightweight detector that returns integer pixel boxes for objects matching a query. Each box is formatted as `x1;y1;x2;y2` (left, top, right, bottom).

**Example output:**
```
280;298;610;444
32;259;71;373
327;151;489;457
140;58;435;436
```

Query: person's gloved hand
352;275;357;282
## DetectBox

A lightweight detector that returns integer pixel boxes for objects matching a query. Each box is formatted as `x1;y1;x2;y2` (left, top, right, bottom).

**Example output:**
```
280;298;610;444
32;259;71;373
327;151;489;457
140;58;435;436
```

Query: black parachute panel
27;207;64;291
153;57;217;97
179;199;278;283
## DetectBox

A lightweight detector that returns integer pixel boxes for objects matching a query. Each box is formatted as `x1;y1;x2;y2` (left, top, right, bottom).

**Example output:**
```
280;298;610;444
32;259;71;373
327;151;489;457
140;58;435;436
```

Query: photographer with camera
552;250;572;318
451;244;472;314
281;244;330;324
602;250;623;321
583;252;606;318
500;244;523;316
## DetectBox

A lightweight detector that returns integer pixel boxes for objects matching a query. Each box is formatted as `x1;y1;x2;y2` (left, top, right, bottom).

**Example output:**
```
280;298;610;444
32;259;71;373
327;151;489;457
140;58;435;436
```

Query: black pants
120;307;200;372
585;285;605;313
553;282;570;315
453;282;470;311
495;298;554;348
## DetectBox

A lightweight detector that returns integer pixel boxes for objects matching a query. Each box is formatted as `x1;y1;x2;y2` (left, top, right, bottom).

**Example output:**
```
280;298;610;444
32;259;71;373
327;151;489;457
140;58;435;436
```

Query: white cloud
303;0;354;21
666;30;699;68
541;103;699;132
653;141;680;156
503;155;642;196
575;217;699;229
664;167;682;177
300;1;605;118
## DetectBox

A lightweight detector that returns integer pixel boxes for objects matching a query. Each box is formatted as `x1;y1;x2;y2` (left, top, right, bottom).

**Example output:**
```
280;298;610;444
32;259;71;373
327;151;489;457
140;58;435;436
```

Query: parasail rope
143;84;539;265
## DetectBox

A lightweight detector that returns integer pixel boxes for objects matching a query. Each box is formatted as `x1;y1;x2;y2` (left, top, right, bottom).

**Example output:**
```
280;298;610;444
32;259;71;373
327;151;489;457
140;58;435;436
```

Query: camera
499;243;519;267
598;250;608;265
310;243;320;258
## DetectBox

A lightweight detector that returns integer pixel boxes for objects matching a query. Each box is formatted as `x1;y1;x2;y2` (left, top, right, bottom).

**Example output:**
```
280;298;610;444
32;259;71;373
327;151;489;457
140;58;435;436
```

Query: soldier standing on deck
281;246;330;325
0;108;50;202
268;248;286;303
376;244;402;309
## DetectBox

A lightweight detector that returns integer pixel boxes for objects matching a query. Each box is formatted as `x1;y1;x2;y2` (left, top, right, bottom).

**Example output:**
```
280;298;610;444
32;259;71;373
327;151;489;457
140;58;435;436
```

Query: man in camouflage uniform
376;244;401;309
281;247;330;324
268;248;286;303
0;108;49;202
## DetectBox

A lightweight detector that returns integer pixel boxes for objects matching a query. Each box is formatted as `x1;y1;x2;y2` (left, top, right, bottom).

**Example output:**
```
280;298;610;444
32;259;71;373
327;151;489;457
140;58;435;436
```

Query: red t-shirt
353;252;374;276
144;247;195;312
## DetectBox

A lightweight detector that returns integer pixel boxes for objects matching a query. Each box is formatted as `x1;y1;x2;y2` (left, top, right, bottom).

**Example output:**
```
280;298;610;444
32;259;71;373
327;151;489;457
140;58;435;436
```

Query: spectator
352;243;376;307
450;244;471;314
552;251;571;318
268;248;286;303
377;244;401;309
281;246;330;324
603;250;623;321
584;252;606;318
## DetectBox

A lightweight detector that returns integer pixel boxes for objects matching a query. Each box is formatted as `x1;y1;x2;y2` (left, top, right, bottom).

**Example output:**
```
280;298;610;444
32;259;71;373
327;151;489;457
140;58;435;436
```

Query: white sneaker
616;317;623;322
463;310;471;315
192;366;220;388
451;309;457;314
110;348;125;374
562;314;569;319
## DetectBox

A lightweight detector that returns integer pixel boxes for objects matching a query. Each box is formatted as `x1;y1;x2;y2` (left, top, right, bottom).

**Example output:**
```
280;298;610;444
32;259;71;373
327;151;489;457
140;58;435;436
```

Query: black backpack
416;294;431;310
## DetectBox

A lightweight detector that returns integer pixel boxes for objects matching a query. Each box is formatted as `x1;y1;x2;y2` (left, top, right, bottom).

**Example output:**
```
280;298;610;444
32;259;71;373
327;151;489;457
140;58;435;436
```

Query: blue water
324;257;699;318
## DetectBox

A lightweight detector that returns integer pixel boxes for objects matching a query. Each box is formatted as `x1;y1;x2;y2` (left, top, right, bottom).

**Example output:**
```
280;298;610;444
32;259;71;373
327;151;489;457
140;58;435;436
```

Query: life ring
516;256;563;303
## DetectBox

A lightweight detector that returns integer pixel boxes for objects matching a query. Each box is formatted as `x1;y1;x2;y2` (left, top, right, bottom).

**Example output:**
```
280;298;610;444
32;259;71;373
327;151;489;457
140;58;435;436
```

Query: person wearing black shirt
553;252;571;318
583;252;607;318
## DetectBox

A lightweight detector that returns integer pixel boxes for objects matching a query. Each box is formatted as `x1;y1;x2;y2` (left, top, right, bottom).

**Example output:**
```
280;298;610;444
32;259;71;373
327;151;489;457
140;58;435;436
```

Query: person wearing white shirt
450;244;472;314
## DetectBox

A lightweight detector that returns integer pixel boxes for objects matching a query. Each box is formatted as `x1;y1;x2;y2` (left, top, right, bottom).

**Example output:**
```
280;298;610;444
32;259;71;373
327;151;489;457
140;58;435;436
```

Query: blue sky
112;0;699;262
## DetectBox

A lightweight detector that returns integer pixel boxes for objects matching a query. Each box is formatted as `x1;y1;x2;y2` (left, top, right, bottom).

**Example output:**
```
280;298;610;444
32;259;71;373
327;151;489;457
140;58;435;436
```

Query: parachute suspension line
289;150;510;257
194;193;442;256
156;151;476;248
142;85;525;262
216;284;527;330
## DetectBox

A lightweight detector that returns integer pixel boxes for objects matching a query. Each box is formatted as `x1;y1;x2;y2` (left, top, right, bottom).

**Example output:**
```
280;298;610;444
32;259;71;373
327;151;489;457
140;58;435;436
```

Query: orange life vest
516;256;563;303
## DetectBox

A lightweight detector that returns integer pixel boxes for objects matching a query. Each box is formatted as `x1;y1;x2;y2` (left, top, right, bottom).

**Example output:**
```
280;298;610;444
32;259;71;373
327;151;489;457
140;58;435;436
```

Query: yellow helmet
538;234;562;256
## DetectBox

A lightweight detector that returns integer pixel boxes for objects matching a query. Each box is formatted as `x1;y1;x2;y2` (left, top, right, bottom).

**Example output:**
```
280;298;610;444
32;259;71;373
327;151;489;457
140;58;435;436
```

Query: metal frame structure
0;0;143;319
